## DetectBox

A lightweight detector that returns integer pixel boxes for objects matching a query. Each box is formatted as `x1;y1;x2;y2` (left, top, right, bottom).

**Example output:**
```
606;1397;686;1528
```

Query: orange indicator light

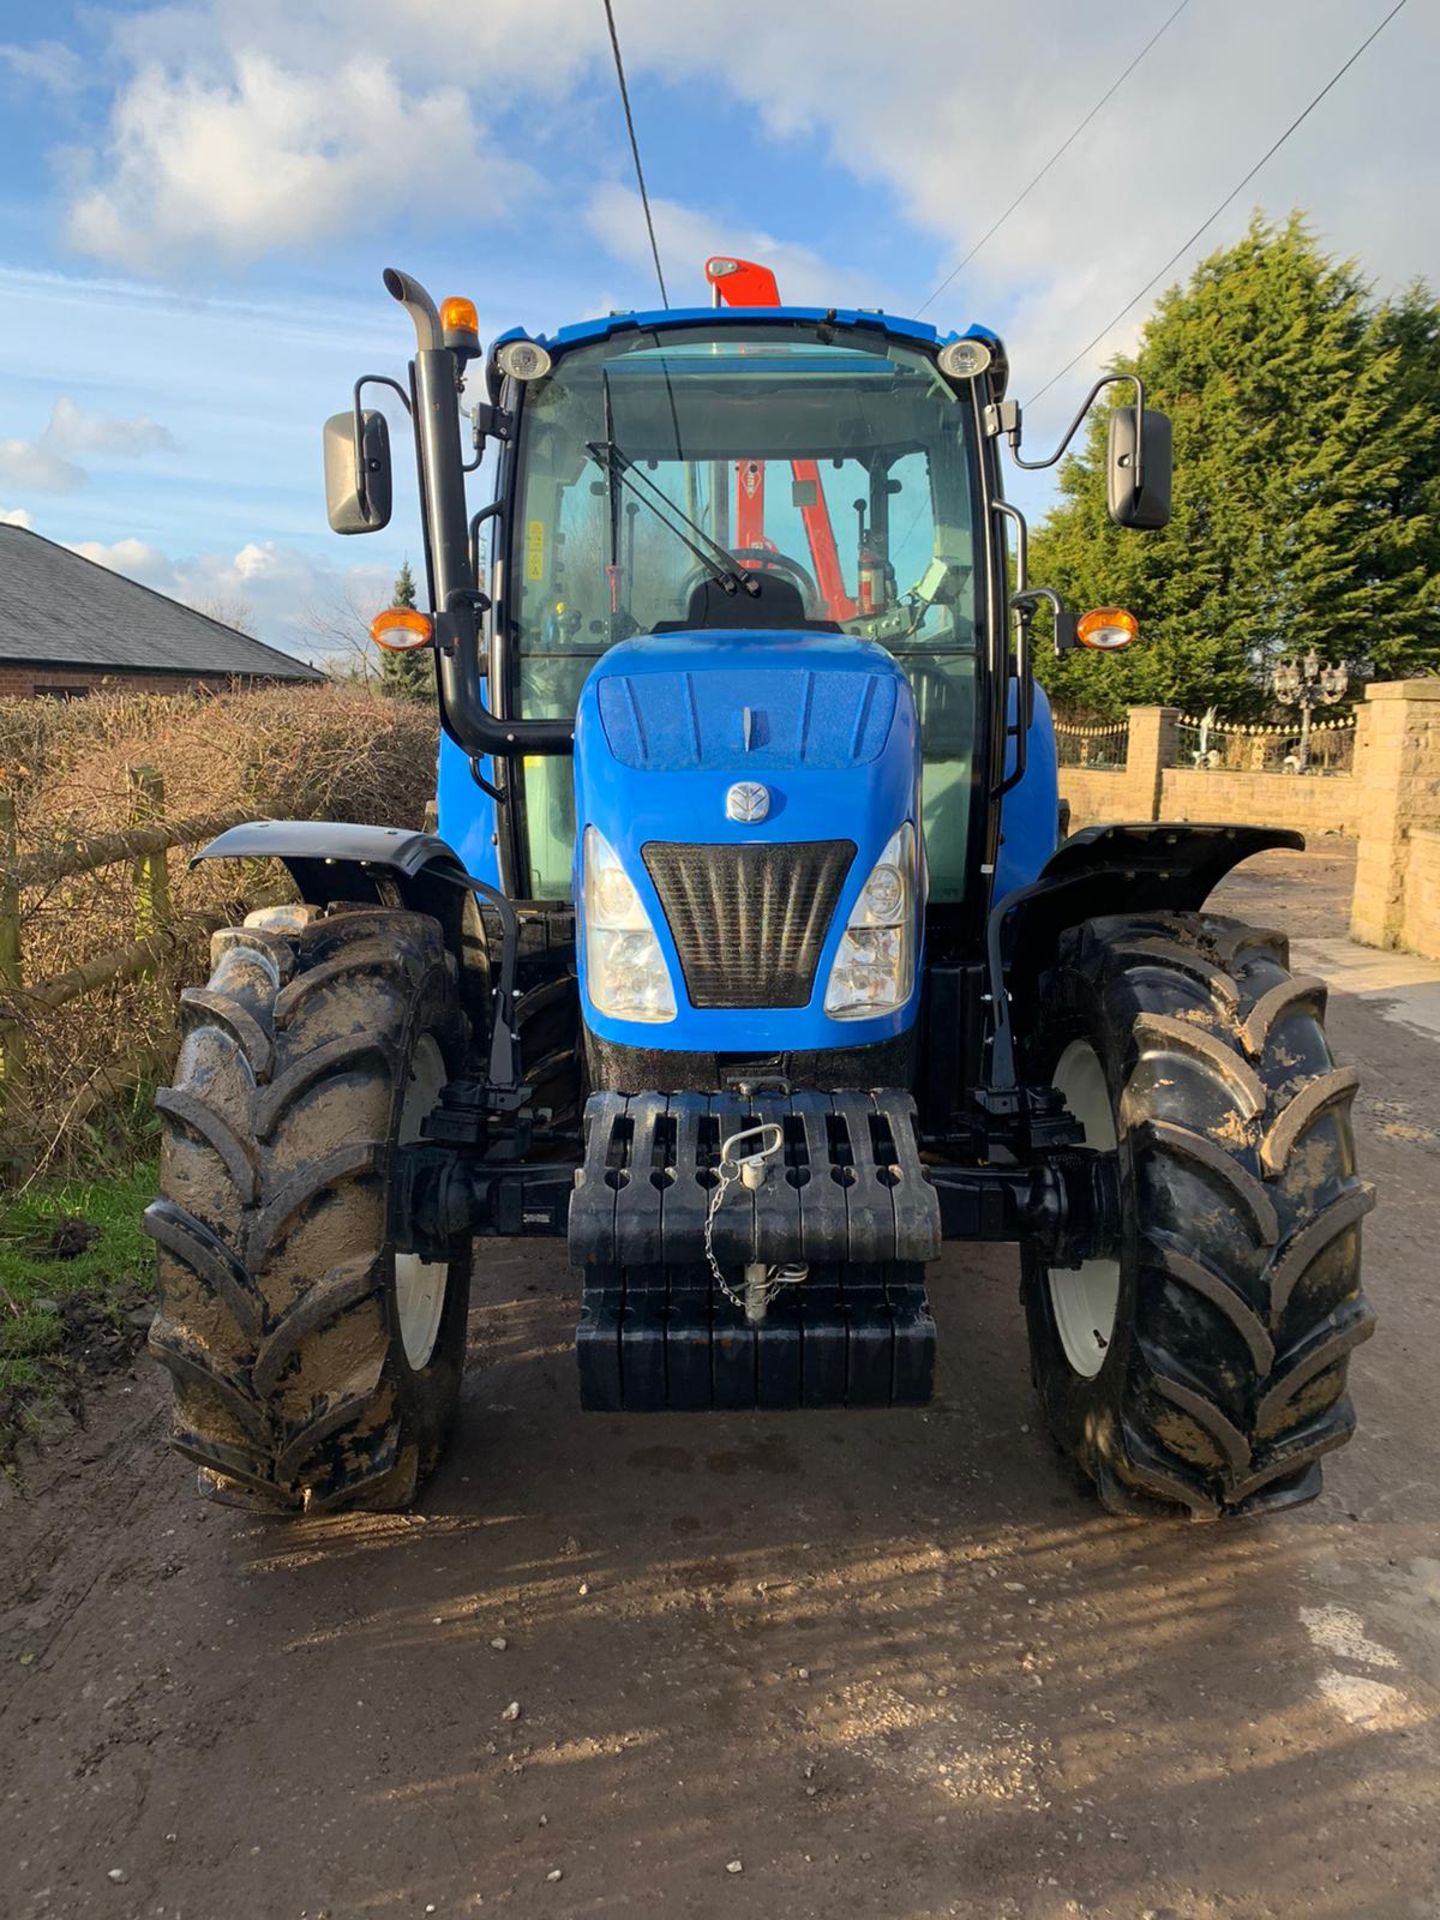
370;607;434;652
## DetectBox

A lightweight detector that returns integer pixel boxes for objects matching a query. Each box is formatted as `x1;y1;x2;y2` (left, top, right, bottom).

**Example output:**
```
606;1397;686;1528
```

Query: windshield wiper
587;438;761;601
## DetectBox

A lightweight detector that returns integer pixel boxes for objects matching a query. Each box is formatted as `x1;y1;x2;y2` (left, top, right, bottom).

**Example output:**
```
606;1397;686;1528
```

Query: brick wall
1058;767;1129;829
1401;829;1440;960
1060;767;1359;835
0;665;257;698
1059;706;1360;837
1351;681;1440;949
1159;768;1361;835
1057;706;1180;827
1057;682;1440;962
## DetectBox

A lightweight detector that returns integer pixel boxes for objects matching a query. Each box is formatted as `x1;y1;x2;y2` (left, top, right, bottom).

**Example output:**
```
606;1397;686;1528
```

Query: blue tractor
147;263;1373;1520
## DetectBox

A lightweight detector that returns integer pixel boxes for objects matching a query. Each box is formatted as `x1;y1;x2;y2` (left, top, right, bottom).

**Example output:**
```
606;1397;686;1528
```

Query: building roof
0;524;324;681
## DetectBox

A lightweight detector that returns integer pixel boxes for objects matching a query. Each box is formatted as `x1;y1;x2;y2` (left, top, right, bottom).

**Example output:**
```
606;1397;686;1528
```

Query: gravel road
2;844;1437;1920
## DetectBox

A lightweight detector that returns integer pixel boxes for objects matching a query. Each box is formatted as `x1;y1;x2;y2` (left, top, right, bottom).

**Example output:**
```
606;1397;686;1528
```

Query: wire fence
1171;713;1356;776
1052;718;1130;770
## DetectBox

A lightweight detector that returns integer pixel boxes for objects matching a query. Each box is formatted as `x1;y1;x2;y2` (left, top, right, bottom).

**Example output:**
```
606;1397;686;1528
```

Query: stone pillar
1125;706;1179;822
1350;680;1440;948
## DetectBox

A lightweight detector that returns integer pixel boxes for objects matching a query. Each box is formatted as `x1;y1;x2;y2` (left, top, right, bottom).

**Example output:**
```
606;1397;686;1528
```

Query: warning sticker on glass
525;519;546;582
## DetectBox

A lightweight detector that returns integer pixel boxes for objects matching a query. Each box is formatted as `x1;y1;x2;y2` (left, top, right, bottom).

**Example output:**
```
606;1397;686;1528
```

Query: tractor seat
651;574;842;635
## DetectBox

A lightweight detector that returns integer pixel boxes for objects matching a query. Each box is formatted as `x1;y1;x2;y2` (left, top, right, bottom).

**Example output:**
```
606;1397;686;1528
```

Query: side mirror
1107;406;1172;530
323;408;392;535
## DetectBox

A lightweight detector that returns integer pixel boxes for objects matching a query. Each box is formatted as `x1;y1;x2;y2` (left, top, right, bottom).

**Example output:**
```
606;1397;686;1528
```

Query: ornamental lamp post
1271;648;1348;772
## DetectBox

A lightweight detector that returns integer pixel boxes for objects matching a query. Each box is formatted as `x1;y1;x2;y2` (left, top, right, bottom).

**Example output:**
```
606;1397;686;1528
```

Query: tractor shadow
228;1232;1440;1920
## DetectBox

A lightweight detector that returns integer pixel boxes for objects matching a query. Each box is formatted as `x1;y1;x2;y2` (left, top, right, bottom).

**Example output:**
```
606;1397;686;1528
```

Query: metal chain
703;1124;809;1315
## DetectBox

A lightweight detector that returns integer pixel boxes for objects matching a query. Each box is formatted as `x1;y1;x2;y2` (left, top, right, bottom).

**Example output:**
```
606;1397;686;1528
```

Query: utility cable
915;0;1190;318
1026;0;1410;405
601;0;670;309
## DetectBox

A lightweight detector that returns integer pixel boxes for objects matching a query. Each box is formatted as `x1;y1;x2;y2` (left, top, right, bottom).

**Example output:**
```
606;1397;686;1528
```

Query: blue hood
595;647;898;774
573;630;923;1053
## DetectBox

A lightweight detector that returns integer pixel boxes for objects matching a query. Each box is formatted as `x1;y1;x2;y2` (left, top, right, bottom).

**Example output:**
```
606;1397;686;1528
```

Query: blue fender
437;730;503;889
994;681;1060;905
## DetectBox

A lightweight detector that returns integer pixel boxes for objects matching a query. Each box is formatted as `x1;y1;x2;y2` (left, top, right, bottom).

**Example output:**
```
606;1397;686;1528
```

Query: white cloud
66;47;532;271
0;436;84;494
102;0;601;109
45;396;178;458
21;0;1438;548
585;184;890;311
0;39;86;93
604;0;1440;426
66;532;397;665
0;507;35;529
231;542;286;580
0;397;179;501
59;0;1438;431
69;536;169;574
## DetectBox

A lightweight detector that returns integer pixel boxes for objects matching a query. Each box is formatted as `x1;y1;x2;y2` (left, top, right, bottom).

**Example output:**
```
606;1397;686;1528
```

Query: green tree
1363;279;1440;679
379;560;435;701
1029;214;1440;718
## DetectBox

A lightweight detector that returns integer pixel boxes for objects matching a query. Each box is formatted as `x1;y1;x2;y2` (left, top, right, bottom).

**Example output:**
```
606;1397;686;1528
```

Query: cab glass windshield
505;323;985;901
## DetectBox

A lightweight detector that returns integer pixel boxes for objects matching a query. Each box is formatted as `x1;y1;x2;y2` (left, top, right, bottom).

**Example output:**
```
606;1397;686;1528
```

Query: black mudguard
192;819;474;959
989;822;1303;1076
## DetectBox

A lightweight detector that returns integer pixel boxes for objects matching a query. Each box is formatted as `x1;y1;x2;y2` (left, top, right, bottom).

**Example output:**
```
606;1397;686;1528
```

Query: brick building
0;523;324;697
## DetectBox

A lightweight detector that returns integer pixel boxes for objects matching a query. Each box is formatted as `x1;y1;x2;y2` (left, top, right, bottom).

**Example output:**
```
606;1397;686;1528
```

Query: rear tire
1020;910;1375;1520
145;906;472;1513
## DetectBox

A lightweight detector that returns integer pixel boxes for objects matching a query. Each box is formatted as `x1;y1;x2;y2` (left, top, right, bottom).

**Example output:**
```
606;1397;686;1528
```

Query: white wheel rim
1047;1039;1121;1379
395;1032;449;1371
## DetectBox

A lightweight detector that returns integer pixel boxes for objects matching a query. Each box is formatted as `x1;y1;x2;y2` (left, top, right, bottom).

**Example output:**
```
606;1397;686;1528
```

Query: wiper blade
587;439;761;600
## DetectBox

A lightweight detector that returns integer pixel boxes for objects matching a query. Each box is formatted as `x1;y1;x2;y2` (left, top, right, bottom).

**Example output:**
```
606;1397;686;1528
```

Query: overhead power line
915;1;1190;319
601;0;670;309
1026;0;1410;406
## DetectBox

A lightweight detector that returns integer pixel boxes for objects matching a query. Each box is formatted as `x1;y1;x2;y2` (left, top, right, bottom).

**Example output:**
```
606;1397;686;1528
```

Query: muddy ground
2;843;1437;1920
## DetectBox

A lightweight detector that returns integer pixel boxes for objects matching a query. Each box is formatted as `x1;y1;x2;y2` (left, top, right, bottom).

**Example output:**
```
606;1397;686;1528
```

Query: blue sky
1;0;1435;660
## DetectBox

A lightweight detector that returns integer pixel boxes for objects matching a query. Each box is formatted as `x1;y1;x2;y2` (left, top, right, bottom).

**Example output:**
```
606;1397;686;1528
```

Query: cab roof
500;307;1002;357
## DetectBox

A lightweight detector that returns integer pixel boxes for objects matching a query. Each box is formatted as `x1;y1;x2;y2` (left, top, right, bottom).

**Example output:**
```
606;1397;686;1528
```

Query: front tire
145;906;472;1513
1021;911;1375;1520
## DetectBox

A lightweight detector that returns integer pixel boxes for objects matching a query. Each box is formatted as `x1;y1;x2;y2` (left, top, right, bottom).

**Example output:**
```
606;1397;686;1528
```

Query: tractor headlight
824;824;918;1020
582;826;676;1023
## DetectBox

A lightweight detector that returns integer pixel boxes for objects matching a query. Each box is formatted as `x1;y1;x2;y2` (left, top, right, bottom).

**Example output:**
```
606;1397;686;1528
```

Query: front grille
642;840;855;1009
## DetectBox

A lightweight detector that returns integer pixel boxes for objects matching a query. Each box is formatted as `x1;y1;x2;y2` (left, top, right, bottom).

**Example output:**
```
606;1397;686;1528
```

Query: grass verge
0;1160;156;1456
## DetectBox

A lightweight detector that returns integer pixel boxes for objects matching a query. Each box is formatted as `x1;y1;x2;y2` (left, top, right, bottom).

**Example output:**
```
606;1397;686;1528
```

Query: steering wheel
681;546;820;617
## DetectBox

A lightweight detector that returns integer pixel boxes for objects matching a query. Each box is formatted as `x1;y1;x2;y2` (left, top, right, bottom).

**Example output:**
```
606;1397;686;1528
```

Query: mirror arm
991;373;1147;486
354;374;412;418
1013;585;1073;659
351;375;411;524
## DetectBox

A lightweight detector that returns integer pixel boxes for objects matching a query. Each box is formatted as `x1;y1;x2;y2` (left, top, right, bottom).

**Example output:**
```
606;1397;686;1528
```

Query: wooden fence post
0;789;23;1094
128;766;170;935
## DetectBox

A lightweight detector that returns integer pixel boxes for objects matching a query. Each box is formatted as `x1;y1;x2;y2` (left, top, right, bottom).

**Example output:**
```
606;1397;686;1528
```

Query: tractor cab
497;312;989;926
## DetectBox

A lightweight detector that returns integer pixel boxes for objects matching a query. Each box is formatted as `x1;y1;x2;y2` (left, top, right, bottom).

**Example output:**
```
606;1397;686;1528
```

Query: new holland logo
725;781;770;824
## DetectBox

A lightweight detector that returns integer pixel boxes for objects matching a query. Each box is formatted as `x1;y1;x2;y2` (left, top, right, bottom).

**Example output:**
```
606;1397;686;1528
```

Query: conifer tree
1029;214;1440;717
379;560;434;700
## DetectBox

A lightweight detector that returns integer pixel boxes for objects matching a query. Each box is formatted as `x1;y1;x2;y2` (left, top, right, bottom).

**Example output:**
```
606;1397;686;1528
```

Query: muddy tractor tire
145;906;472;1513
1021;911;1375;1520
